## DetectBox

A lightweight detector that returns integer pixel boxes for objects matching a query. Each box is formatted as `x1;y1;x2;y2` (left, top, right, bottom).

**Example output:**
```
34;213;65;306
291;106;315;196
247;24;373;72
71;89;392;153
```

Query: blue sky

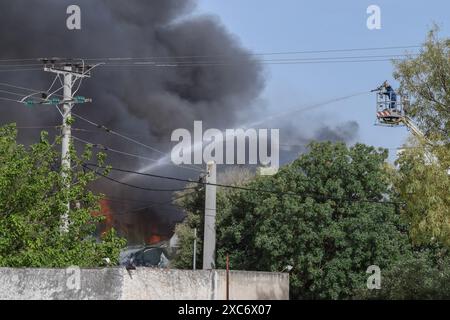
194;0;449;159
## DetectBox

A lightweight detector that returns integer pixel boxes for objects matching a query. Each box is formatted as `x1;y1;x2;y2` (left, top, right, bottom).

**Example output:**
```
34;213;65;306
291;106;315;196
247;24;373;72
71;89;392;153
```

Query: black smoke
0;0;263;137
0;1;359;244
0;0;265;243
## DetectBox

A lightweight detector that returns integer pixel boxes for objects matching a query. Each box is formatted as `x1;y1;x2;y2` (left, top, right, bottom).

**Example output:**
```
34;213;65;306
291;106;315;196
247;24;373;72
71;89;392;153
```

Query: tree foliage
395;138;450;247
394;27;450;143
355;245;450;299
172;29;450;298
174;142;412;299
393;28;450;247
0;124;126;267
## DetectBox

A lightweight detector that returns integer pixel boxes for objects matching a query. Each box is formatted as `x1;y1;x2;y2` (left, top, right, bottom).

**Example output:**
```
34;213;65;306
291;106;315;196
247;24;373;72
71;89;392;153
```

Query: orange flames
91;200;168;243
146;224;163;244
92;199;114;232
147;234;162;244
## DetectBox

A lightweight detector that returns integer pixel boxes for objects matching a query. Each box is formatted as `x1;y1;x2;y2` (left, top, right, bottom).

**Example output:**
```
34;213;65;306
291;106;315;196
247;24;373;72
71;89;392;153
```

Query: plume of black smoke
0;0;263;137
0;1;360;243
278;120;360;163
0;0;265;243
314;121;359;142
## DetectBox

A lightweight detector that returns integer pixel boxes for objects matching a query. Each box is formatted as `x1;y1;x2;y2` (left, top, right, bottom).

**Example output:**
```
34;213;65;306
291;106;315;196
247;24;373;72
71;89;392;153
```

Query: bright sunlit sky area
194;0;449;161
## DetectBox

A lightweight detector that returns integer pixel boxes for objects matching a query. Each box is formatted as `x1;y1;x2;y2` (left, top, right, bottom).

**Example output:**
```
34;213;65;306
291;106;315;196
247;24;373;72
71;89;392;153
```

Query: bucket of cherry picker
375;89;408;126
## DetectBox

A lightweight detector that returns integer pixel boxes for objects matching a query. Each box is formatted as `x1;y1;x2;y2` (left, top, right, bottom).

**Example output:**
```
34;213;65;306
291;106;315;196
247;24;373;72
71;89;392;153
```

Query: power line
0;96;21;103
0;81;65;107
71;112;204;172
279;143;409;152
4;82;63;98
16;125;60;130
0;46;420;74
0;44;421;64
0;89;30;98
100;58;411;69
80;44;422;61
0;81;46;94
83;164;197;193
72;127;147;136
103;196;155;204
0;63;42;68
73;90;371;180
83;163;402;206
0;68;42;73
0;89;47;106
96;192;197;217
71;113;164;154
170;53;417;62
72;135;161;163
100;53;417;66
0;58;40;63
0;59;411;73
115;190;198;215
26;128;406;154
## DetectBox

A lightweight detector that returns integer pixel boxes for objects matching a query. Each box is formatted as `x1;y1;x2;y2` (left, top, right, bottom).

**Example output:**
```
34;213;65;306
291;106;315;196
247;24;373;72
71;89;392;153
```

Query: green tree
355;246;450;299
394;27;449;143
0;124;126;267
174;142;411;299
395;139;450;246
393;29;450;246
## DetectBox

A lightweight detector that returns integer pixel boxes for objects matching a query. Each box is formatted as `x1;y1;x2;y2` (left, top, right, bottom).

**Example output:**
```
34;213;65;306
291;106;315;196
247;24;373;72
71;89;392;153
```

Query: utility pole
226;254;230;300
193;228;197;270
202;160;217;270
37;58;93;231
60;65;73;231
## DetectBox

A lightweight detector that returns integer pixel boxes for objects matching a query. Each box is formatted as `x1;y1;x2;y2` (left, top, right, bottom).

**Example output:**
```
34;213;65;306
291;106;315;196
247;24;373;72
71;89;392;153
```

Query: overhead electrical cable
84;163;403;206
0;44;421;65
83;164;197;193
72;135;161;163
71;112;204;172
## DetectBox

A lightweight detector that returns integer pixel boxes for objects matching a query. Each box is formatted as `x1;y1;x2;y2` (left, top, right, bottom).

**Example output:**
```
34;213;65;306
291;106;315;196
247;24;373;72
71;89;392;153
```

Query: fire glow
147;235;162;244
92;199;114;232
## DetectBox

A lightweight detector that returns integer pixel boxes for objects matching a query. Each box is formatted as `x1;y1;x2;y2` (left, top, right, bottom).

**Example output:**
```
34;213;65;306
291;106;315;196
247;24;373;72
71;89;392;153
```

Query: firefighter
382;80;397;109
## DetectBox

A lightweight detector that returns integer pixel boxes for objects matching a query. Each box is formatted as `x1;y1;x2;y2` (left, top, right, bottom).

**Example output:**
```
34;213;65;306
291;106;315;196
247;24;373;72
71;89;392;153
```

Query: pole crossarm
43;66;92;78
22;96;92;106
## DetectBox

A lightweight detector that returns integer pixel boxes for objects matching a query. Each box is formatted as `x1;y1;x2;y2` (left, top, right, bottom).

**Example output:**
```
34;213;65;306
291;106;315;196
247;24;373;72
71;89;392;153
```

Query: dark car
120;245;171;268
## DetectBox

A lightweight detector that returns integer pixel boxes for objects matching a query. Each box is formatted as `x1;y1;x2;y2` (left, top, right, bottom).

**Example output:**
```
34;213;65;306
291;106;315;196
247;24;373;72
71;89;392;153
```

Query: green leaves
393;28;450;248
174;142;411;299
0;123;126;268
393;27;450;142
395;138;450;247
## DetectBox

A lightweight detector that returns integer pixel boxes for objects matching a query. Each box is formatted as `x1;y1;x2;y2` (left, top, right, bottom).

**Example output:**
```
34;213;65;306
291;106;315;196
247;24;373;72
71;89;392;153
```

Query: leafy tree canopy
174;142;411;299
394;27;450;143
0;124;126;267
394;29;450;247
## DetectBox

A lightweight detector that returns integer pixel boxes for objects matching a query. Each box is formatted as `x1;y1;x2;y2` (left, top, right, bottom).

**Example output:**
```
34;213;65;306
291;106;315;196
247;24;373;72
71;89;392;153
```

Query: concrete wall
0;268;289;300
214;271;288;300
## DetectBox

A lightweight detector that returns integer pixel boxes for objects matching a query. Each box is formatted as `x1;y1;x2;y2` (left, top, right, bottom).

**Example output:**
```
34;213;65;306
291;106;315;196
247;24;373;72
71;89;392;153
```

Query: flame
147;234;162;244
146;224;163;244
92;199;114;231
